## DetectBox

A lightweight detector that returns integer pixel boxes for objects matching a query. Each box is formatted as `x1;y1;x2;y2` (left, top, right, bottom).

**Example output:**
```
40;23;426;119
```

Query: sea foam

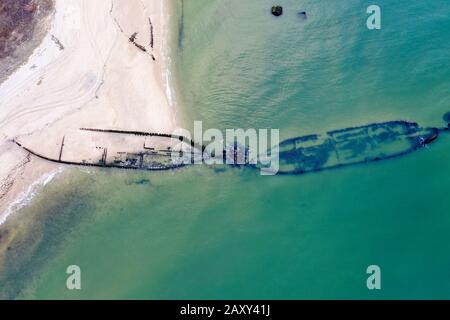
0;167;63;226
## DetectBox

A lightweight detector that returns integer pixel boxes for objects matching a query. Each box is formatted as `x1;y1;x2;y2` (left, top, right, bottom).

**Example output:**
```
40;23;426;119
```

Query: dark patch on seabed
0;0;54;84
126;178;152;186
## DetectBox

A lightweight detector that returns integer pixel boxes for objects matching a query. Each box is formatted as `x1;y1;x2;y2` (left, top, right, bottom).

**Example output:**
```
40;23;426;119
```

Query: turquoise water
1;0;450;299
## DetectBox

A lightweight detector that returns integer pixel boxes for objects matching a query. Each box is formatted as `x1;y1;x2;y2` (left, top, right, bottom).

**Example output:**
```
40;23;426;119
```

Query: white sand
0;0;177;222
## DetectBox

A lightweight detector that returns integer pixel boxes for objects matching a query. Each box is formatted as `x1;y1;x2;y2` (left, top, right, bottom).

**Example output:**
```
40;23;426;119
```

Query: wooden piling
58;136;65;161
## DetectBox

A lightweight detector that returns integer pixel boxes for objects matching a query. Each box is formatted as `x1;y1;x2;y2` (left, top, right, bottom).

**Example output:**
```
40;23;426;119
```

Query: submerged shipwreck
271;120;440;175
13;115;449;176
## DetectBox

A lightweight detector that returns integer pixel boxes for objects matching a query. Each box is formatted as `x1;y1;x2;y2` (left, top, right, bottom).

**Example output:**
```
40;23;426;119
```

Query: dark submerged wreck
268;120;440;175
14;115;449;176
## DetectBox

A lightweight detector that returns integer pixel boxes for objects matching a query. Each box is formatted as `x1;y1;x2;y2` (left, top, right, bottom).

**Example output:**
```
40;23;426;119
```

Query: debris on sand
51;35;65;50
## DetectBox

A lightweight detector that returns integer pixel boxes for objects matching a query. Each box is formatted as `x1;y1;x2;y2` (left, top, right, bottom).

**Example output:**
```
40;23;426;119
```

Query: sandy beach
0;0;177;223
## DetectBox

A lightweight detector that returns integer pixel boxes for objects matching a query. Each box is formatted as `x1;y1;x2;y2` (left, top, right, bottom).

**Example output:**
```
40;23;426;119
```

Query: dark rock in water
443;112;450;126
271;6;283;17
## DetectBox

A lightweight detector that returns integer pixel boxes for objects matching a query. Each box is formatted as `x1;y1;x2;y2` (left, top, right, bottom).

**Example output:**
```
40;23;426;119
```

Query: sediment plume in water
0;0;54;84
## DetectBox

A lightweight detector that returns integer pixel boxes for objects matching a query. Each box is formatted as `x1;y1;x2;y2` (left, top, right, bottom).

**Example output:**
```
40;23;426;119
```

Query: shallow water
1;0;450;299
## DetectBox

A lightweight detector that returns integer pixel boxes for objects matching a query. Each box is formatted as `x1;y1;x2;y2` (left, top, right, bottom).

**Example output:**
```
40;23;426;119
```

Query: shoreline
0;0;178;225
0;0;55;84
